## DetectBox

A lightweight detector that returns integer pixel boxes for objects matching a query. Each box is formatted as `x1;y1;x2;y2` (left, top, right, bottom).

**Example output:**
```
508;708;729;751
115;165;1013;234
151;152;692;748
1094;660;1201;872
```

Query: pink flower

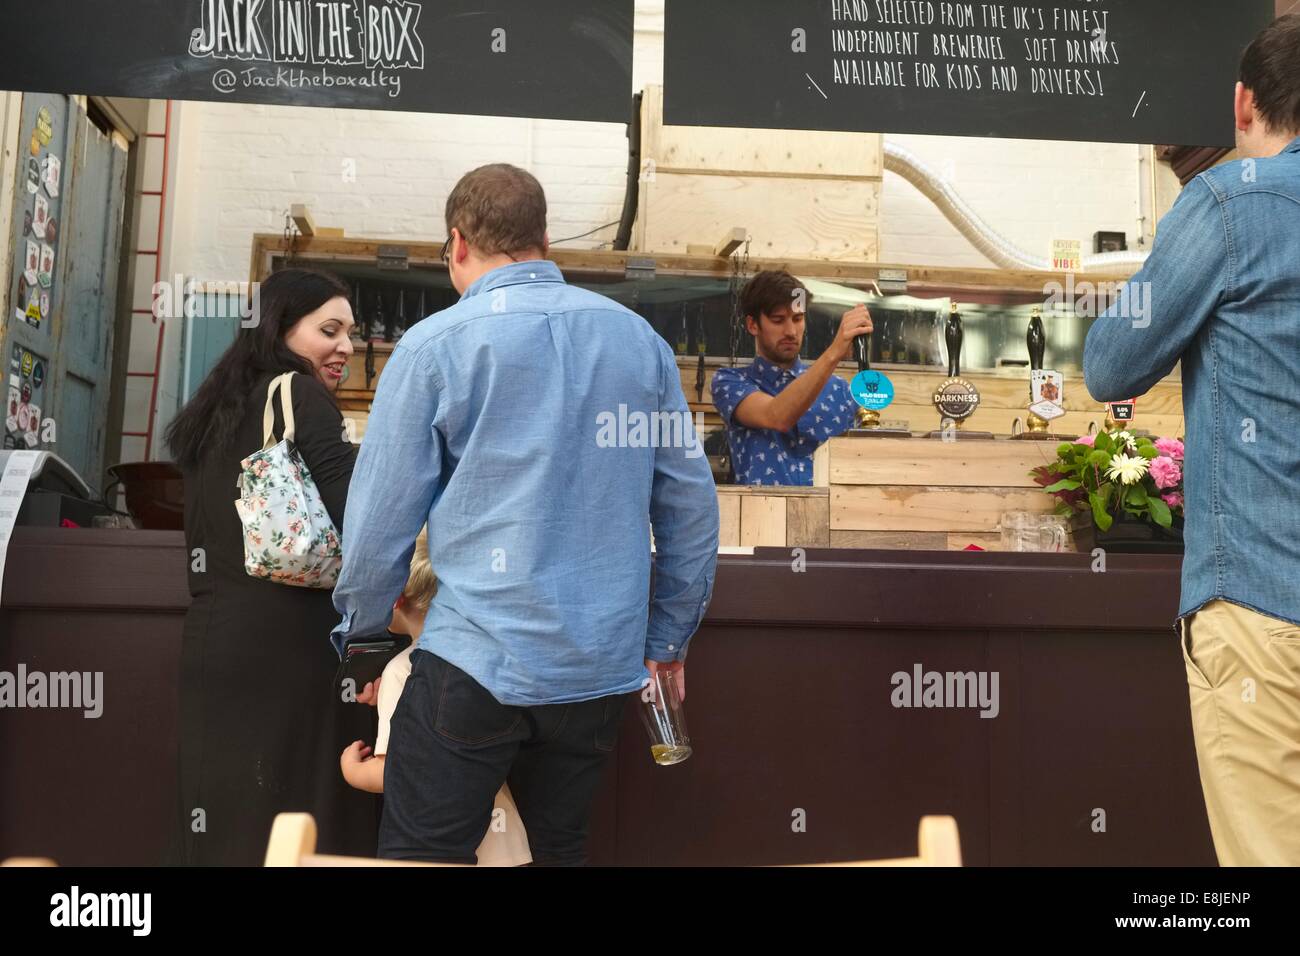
1154;437;1184;460
1074;434;1096;447
1162;493;1184;509
1149;456;1182;490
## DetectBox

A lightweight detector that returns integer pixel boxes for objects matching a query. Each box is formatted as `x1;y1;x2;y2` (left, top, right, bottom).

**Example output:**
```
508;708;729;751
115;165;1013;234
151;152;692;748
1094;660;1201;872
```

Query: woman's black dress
172;371;379;865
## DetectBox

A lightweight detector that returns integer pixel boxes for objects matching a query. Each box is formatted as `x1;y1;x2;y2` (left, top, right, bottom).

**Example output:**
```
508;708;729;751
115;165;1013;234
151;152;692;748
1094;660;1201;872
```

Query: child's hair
401;528;437;612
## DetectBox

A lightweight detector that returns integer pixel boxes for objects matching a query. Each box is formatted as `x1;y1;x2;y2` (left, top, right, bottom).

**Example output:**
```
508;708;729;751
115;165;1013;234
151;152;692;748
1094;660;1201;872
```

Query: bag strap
260;372;298;449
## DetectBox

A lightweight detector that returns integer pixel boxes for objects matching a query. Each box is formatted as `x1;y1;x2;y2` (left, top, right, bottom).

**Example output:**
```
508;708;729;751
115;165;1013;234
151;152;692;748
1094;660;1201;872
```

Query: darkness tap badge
933;378;981;420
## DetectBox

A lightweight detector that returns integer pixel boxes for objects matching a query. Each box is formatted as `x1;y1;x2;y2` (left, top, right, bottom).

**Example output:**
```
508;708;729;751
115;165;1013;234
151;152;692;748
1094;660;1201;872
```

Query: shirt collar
1285;136;1300;155
750;354;804;383
462;259;564;300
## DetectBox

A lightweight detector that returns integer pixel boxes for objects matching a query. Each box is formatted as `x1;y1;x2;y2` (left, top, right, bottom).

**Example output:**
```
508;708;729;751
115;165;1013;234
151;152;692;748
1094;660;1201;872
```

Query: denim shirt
712;356;858;485
1084;136;1300;626
331;260;720;705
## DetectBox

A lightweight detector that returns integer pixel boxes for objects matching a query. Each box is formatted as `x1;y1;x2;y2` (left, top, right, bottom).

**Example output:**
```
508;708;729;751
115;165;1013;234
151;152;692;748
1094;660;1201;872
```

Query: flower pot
1094;509;1185;554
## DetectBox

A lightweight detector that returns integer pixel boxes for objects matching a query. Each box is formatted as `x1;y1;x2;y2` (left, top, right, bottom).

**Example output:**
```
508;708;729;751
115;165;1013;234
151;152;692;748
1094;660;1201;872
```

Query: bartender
712;270;873;486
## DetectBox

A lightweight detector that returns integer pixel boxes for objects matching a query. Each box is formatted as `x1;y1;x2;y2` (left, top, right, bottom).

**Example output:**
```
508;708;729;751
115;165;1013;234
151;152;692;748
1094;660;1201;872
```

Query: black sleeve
288;374;358;532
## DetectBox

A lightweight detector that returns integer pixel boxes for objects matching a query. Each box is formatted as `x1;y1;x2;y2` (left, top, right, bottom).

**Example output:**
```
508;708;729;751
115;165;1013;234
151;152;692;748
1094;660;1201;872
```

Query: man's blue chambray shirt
331;260;720;706
711;356;858;485
1084;136;1300;627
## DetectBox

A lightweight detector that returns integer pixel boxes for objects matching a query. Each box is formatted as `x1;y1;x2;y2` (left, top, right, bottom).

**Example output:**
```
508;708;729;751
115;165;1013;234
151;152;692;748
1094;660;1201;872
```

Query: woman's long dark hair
165;268;351;471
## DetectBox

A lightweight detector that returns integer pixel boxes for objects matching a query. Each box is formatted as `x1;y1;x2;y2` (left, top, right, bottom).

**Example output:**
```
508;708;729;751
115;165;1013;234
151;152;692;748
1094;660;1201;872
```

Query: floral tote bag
234;372;342;588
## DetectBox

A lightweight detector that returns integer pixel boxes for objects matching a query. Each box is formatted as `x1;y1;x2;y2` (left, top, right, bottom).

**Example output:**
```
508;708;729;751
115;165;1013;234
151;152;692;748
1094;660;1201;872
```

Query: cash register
0;451;111;527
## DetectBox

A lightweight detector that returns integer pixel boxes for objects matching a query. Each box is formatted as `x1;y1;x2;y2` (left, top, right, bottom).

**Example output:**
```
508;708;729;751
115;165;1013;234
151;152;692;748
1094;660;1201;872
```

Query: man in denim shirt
1084;16;1300;866
332;164;719;863
712;271;873;485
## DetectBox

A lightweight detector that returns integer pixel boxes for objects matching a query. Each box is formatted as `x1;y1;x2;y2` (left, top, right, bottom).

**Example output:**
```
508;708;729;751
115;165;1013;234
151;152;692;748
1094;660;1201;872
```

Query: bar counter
0;528;1213;866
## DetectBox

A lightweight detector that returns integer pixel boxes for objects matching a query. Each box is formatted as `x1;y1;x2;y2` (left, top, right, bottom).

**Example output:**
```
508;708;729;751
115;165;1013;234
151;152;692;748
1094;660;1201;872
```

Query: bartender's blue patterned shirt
711;356;857;486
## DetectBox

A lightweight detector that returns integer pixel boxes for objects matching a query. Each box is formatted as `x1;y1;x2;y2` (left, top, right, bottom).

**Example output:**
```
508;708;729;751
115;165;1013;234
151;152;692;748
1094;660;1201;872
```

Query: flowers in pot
1030;430;1184;532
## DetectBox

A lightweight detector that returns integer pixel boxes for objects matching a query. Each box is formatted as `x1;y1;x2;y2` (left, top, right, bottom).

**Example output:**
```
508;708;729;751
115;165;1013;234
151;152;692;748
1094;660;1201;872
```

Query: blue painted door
4;93;127;489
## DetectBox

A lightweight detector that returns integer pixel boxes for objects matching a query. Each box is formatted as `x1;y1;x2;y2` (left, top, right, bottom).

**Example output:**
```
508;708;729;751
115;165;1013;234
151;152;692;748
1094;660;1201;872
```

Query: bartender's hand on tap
645;658;685;702
831;304;874;361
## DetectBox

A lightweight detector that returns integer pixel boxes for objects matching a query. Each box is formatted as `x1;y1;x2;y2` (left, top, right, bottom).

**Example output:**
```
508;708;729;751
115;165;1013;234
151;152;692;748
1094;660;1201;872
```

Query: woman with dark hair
166;267;378;865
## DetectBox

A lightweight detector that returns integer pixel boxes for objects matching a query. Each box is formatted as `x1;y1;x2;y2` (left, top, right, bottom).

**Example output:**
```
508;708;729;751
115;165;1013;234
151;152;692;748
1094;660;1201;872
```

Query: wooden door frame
0;93;24;320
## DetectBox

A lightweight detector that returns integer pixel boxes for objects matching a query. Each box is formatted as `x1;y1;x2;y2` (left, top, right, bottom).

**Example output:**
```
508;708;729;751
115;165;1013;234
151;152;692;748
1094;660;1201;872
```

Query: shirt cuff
329;610;355;660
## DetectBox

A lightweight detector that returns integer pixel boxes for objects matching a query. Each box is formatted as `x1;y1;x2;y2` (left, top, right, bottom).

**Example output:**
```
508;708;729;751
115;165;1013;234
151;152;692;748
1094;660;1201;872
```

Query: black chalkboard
0;1;632;124
665;0;1276;148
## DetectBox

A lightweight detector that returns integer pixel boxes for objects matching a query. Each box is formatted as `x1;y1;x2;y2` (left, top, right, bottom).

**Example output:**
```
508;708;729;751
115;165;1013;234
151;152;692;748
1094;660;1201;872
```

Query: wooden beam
715;227;747;258
290;203;316;238
687;230;747;259
247;232;1136;291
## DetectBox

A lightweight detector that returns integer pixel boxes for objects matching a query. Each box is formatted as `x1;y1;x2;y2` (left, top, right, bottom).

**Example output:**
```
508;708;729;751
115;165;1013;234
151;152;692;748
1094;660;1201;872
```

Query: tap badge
851;370;895;411
932;377;981;420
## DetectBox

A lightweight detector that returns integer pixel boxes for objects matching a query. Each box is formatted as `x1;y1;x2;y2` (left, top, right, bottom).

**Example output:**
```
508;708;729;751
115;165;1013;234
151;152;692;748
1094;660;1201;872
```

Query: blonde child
339;530;531;866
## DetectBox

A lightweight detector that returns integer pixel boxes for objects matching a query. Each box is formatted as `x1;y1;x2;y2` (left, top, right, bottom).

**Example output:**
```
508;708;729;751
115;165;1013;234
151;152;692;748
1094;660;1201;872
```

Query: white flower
1105;454;1149;485
1114;430;1136;449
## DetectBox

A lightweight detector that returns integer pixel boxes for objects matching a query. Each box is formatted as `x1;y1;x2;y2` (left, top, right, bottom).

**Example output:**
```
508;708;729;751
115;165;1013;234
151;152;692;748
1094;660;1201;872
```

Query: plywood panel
831;485;1055;533
786;496;830;547
947;533;1005;551
718;491;741;548
812;441;831;487
946;529;1096;552
828;437;1055;488
716;486;829;498
739;495;787;547
641;172;880;262
643;84;884;180
342;412;368;444
829;529;948;550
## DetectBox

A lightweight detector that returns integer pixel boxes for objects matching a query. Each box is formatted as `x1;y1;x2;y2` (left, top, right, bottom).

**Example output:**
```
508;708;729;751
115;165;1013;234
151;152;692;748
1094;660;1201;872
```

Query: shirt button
667;644;675;651
529;272;537;279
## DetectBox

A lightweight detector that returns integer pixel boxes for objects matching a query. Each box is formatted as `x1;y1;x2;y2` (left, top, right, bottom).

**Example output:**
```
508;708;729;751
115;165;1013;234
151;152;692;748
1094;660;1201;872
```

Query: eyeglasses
441;230;524;265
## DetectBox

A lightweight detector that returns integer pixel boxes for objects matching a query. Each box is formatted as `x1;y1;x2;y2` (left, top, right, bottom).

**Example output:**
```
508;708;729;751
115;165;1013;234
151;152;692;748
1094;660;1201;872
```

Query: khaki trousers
1181;599;1300;866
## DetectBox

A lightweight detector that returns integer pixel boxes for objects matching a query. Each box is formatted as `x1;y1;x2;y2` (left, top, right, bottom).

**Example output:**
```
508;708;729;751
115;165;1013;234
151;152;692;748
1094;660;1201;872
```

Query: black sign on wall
665;0;1276;148
0;1;633;124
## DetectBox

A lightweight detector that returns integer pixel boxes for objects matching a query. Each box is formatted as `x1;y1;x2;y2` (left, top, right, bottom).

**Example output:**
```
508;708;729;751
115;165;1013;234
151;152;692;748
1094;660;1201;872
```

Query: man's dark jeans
378;649;627;865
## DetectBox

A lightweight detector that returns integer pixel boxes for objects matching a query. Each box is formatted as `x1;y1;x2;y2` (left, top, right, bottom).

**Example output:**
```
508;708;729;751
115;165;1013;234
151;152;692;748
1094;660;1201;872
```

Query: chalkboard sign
665;0;1276;147
0;1;632;124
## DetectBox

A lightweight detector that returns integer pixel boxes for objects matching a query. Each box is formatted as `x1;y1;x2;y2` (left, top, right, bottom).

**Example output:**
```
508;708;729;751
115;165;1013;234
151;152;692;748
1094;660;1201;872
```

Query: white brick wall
883;133;1146;267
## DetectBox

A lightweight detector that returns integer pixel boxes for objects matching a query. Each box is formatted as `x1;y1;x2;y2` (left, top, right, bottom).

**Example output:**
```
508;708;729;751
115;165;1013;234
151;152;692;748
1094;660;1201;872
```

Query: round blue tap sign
850;370;895;411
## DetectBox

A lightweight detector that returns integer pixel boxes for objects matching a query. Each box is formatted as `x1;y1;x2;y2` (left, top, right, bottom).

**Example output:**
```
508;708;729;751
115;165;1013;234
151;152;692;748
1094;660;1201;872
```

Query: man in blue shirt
331;164;719;864
1084;16;1300;866
712;271;873;485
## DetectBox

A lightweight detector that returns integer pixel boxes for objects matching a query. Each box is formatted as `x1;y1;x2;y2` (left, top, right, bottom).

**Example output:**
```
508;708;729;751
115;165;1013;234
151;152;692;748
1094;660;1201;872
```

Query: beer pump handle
945;302;963;379
855;326;871;373
353;282;365;340
694;309;707;404
1027;310;1046;373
